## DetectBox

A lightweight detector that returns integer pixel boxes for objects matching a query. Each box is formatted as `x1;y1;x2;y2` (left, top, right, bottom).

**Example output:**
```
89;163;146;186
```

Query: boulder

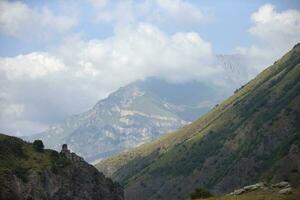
278;187;292;194
243;182;265;191
272;181;290;189
231;188;245;195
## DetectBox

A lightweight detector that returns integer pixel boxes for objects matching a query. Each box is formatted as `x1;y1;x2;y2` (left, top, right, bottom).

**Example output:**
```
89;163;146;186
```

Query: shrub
14;166;29;182
0;138;24;157
190;187;213;199
33;140;44;152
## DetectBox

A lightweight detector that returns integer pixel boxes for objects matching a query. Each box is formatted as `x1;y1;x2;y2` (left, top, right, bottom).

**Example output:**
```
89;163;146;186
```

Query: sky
0;0;299;136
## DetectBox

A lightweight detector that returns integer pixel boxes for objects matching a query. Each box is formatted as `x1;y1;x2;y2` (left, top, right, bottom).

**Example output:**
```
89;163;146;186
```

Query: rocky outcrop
229;182;266;195
229;181;294;196
0;134;124;200
243;182;265;192
272;181;293;195
278;187;292;194
272;181;291;189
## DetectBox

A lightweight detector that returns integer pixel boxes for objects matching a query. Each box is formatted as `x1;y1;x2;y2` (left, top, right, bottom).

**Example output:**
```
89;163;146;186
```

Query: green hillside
0;134;56;184
96;44;300;200
0;133;123;200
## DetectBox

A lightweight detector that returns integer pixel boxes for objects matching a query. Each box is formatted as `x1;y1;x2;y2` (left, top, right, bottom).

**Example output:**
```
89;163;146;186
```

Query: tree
33;140;44;152
190;187;213;199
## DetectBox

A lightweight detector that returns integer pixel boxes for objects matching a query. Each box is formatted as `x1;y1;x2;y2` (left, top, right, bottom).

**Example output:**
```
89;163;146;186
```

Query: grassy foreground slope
96;44;300;200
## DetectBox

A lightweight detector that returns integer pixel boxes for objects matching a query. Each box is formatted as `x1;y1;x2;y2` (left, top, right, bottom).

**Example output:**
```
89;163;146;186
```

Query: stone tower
61;144;70;153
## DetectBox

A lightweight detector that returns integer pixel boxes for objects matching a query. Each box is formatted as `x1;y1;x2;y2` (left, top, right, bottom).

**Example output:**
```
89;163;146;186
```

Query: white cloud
237;4;300;74
0;0;77;40
2;1;298;137
250;4;300;49
0;22;222;135
91;0;209;29
0;52;65;80
54;23;217;83
91;0;139;26
154;0;207;25
0;101;24;120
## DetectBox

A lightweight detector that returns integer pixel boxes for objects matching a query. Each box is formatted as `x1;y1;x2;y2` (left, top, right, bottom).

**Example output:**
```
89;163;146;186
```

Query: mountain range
27;55;249;163
96;44;300;200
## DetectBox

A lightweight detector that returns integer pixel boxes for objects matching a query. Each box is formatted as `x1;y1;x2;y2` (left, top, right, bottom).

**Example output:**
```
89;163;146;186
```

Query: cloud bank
237;4;300;73
0;22;218;135
0;1;299;135
91;0;210;29
0;0;77;41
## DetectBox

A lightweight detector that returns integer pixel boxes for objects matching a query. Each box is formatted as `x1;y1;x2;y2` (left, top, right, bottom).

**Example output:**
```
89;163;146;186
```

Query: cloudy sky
0;0;299;136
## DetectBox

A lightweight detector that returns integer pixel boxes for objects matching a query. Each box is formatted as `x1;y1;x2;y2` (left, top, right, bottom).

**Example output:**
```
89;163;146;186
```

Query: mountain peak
27;55;250;163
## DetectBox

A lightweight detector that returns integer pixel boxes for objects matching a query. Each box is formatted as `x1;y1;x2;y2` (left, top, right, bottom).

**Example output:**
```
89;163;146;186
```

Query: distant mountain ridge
27;79;219;163
27;54;249;163
96;44;300;200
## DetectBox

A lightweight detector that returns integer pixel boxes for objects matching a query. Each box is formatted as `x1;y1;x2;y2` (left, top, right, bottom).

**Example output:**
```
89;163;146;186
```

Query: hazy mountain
0;133;123;200
96;44;300;200
27;79;223;162
27;54;248;163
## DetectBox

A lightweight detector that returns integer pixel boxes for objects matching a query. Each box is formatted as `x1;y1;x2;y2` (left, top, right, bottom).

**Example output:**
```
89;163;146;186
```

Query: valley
96;44;300;200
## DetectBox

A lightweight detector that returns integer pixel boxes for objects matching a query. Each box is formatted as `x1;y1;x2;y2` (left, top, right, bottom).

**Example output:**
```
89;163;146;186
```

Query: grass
0;134;69;183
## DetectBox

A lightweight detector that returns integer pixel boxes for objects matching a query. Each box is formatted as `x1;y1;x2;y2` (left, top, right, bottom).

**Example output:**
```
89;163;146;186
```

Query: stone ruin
61;144;84;163
62;144;70;153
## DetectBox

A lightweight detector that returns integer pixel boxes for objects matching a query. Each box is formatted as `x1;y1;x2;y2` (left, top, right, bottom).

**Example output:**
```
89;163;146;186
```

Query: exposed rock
229;182;265;195
278;187;292;194
230;188;245;195
243;182;265;192
229;182;294;196
272;181;291;189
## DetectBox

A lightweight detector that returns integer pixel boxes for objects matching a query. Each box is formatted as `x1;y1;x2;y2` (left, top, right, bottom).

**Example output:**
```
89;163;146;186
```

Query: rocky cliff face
0;134;123;200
